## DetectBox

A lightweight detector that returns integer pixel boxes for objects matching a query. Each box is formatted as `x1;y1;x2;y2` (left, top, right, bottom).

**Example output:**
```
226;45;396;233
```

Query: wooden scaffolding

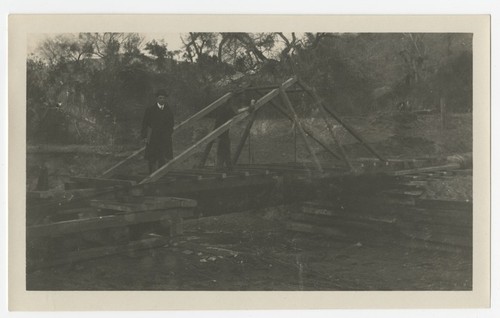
101;76;386;184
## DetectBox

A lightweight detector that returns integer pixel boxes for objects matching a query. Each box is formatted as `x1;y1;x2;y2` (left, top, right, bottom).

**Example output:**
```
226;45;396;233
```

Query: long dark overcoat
141;104;174;161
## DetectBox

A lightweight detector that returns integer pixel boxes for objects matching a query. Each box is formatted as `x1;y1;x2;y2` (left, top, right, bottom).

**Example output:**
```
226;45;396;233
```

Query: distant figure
141;89;174;174
214;104;236;171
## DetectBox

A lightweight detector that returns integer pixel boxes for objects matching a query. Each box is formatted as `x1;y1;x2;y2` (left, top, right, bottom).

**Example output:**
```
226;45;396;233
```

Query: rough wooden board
286;221;346;237
299;205;397;224
290;213;395;232
387;164;460;176
397;211;472;228
28;208;194;238
399;238;471;253
90;196;197;212
70;176;137;187
142;196;198;208
140;173;280;196
27;186;117;200
415;199;472;211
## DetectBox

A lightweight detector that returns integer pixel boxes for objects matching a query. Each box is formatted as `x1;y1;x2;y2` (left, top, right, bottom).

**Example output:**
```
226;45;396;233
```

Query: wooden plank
398;238;470;253
140;77;298;184
28;208;195;238
175;92;233;131
298;79;386;162
141;173;279;196
232;166;271;175
382;189;425;197
164;172;205;181
291;213;395;232
415;199;472;211
388;164;460;176
142;196;198;208
100;147;146;178
70;176;137;187
27;186;118;200
300;205;397;224
90;197;196;212
280;90;323;173
286;222;346;237
171;169;228;178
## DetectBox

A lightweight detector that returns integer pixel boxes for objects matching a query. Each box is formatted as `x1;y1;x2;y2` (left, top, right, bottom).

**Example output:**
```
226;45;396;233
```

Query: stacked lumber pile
398;199;472;249
27;195;197;270
287;198;472;250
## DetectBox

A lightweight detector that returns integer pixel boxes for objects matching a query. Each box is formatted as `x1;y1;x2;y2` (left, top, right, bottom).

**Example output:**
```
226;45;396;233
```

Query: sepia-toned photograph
8;15;490;310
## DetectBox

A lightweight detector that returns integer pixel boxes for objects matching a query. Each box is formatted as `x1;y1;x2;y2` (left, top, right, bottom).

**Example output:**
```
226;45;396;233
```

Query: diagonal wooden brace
139;77;298;184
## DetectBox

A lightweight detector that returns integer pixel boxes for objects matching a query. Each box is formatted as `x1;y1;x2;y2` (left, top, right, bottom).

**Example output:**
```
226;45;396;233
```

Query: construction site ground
26;112;473;290
27;206;472;291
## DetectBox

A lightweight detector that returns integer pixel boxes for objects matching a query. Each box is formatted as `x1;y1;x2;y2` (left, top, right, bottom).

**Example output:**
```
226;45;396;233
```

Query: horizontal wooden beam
286;221;346;237
140;173;279;196
70;176;137;187
90;197;197;212
28;208;195;238
387;163;460;176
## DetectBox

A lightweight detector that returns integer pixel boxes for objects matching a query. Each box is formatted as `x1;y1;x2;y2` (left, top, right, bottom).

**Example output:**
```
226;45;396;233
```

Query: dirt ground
26;112;473;291
27;206;472;291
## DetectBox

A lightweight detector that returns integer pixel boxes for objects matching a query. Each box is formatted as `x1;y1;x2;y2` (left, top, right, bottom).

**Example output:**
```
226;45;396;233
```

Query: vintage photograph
24;30;475;291
7;14;491;311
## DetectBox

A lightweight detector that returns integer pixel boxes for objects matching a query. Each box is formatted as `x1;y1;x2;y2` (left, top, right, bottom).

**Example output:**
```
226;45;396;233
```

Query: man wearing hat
141;89;174;174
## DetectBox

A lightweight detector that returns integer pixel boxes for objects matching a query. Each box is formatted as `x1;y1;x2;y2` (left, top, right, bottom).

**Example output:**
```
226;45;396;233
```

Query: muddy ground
27;207;471;291
26;112;473;291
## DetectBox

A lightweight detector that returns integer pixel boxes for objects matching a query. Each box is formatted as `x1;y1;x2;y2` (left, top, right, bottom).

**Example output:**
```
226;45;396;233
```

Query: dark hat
155;88;169;97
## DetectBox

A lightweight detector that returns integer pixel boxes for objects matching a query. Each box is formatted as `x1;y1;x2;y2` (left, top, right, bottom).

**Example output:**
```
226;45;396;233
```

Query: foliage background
26;32;472;145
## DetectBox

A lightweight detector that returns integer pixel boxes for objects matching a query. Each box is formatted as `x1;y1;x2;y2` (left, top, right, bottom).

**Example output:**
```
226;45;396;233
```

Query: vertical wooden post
197;141;214;168
280;89;323;173
294;124;297;163
232;110;257;165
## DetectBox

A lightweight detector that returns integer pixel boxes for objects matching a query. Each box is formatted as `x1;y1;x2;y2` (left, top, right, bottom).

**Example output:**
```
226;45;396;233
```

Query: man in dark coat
213;104;235;171
141;89;174;174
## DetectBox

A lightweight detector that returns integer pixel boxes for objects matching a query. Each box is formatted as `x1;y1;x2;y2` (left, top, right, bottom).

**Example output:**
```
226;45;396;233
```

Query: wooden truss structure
101;76;386;184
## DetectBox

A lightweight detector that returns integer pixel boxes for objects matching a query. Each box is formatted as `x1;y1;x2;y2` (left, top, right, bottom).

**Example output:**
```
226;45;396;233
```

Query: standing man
142;89;174;174
214;104;235;171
